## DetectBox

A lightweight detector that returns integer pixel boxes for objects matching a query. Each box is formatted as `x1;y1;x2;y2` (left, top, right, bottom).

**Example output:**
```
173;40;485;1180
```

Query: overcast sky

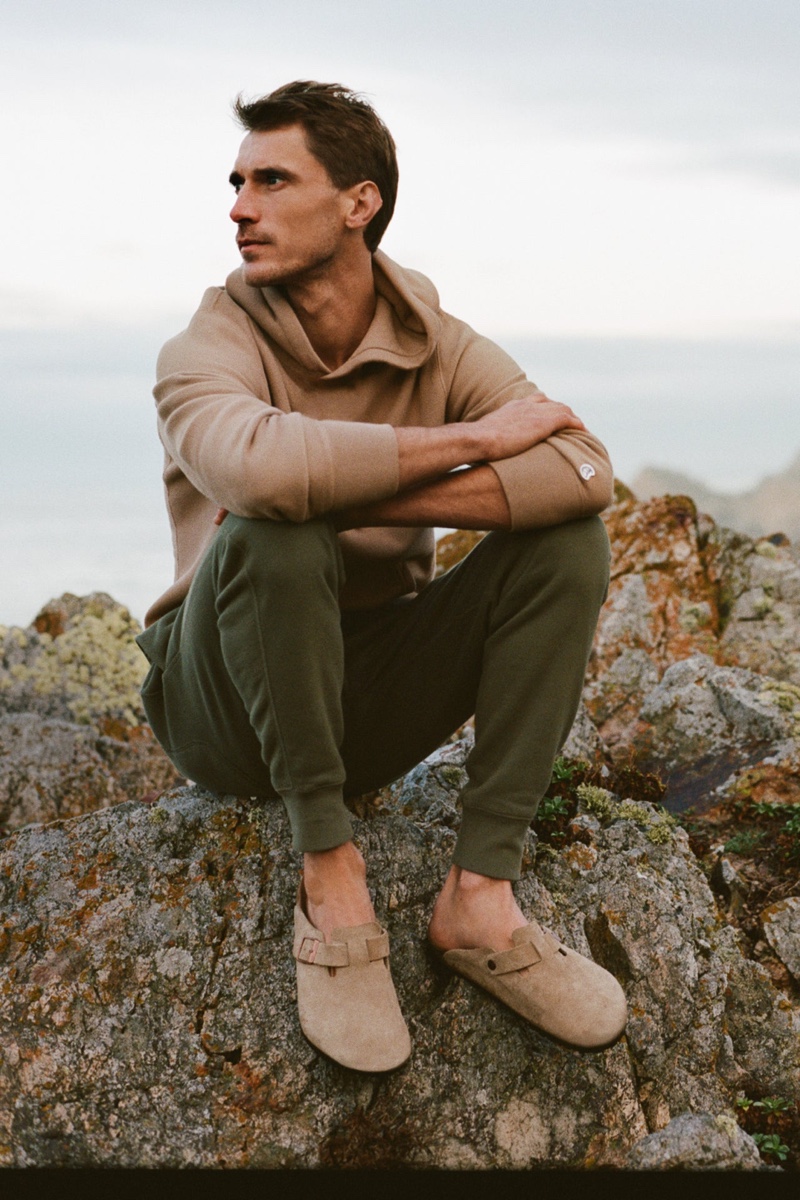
2;0;799;338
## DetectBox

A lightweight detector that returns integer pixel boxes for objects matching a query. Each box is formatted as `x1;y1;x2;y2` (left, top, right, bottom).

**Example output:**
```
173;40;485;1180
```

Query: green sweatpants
136;515;609;880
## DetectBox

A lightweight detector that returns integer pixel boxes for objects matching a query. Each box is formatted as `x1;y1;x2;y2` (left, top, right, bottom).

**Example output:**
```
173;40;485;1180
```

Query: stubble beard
241;234;341;291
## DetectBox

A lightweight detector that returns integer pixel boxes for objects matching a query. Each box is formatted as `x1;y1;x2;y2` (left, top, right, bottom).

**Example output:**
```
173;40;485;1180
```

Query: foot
427;865;528;953
302;841;376;942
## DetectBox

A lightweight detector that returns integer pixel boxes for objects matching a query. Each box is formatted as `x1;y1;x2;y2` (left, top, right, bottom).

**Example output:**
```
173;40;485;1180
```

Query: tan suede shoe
440;921;627;1049
293;890;412;1072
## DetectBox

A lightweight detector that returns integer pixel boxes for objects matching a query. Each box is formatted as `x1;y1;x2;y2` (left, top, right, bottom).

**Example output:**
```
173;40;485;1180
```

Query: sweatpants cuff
453;806;533;881
282;788;354;853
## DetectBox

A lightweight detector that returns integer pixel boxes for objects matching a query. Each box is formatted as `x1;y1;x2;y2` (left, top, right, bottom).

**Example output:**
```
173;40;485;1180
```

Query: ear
343;181;383;232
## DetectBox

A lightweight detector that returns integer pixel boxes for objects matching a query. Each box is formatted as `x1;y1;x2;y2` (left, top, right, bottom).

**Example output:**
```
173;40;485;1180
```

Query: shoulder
156;286;258;378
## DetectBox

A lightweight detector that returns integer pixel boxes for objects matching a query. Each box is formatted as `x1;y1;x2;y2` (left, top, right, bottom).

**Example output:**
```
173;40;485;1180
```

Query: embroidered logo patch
579;463;596;481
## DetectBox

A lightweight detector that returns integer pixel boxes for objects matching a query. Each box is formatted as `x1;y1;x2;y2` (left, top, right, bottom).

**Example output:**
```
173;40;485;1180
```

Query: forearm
394;425;481;490
334;464;511;531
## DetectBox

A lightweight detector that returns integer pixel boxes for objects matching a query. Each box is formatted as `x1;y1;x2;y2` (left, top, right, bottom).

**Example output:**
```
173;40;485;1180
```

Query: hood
224;250;442;381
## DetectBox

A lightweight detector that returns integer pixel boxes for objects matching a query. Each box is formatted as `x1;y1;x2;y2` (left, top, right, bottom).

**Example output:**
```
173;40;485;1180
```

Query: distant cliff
633;451;800;543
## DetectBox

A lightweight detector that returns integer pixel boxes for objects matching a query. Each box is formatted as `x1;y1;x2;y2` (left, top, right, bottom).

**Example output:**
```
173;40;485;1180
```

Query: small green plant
735;1096;754;1112
755;1096;794;1115
723;830;765;855
784;811;800;836
538;794;570;822
751;1132;790;1162
751;801;795;818
551;757;577;783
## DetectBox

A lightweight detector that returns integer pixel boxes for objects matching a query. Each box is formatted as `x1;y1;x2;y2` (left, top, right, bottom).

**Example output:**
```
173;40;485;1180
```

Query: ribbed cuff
452;806;533;881
282;787;354;853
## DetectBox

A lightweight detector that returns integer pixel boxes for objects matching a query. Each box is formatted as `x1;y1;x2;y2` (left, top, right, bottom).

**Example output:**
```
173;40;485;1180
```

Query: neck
284;246;377;371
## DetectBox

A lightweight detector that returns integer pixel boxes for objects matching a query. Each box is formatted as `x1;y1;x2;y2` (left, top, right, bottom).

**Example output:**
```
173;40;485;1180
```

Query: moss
646;821;676;845
576;786;676;843
753;595;775;619
679;601;713;633
759;681;800;736
0;602;147;726
576;783;615;822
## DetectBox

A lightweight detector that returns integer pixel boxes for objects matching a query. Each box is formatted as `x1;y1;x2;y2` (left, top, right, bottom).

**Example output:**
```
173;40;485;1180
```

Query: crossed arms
334;397;589;532
160;286;613;536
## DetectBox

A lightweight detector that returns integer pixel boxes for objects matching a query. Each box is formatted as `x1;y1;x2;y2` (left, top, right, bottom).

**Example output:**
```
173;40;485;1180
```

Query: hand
213;507;228;526
469;397;586;462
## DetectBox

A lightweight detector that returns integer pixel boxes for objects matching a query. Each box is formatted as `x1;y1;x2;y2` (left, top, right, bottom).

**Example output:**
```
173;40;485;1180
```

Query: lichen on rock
0;593;148;728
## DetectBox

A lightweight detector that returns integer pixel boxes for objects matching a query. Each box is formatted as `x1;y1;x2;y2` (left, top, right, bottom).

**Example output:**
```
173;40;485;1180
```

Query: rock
625;1111;764;1170
633;450;800;545
712;528;800;689
584;494;719;749
711;856;751;917
434;529;485;577
630;655;797;808
762;897;800;982
560;701;607;763
1;741;798;1168
0;593;148;727
0;713;178;836
0;595;178;833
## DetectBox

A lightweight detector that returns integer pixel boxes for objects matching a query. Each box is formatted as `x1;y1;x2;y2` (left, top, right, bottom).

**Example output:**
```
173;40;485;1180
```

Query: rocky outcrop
0;594;179;834
1;739;797;1169
2;493;799;1169
0;713;177;834
577;493;800;814
0;592;149;727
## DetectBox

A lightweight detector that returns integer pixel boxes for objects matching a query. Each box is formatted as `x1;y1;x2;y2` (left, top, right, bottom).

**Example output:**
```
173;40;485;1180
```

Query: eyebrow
229;167;296;187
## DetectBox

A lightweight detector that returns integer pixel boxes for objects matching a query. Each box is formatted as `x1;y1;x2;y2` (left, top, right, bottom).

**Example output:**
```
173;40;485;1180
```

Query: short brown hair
233;81;398;253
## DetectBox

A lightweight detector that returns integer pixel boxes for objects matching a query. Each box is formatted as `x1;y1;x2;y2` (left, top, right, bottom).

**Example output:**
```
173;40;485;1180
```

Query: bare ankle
303;841;366;894
301;842;375;938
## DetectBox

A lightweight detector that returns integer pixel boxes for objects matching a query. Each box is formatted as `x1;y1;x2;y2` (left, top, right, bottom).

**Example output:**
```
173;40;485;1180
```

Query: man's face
229;125;354;288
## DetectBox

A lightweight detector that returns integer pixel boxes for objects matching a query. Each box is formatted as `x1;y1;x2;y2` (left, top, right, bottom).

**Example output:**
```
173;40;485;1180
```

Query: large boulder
0;595;178;832
1;739;797;1169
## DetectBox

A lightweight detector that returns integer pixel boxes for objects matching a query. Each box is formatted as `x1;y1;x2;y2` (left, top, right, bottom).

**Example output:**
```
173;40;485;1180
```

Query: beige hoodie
145;251;613;626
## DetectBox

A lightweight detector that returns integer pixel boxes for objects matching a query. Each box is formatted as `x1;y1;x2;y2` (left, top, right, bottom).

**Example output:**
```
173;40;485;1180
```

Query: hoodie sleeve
154;288;400;522
441;322;614;529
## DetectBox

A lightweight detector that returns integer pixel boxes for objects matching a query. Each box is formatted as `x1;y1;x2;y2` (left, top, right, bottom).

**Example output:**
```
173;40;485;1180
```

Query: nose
230;187;256;224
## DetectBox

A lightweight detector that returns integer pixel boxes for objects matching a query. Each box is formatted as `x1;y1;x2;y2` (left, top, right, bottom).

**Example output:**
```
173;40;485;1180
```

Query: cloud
6;0;797;190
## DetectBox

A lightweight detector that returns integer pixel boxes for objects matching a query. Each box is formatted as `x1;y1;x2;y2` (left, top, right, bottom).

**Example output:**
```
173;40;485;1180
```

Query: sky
2;0;799;337
1;0;799;626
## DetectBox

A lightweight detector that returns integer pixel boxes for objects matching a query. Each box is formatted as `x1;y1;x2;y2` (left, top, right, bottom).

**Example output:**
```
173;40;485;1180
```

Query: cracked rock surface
1;739;798;1169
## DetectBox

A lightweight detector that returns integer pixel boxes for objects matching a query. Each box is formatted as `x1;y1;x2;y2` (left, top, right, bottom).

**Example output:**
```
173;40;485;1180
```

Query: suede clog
440;921;627;1049
293;890;411;1072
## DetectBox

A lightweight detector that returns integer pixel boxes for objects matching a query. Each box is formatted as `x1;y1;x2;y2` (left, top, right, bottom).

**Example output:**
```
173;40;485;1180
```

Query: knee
511;516;610;603
215;515;343;590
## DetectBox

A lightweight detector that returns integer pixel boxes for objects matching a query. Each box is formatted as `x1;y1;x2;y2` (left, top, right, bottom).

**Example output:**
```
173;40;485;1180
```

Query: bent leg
339;516;610;879
137;516;353;852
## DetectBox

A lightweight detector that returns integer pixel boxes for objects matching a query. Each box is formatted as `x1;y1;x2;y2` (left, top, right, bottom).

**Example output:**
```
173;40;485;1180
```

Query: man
137;80;627;1073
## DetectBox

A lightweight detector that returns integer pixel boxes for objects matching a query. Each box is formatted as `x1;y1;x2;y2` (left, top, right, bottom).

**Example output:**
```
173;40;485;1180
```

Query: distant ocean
2;323;798;629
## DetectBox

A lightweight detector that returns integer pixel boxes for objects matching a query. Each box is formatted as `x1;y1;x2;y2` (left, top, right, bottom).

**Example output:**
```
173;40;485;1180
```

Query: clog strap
484;924;565;975
485;942;542;975
293;929;390;968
